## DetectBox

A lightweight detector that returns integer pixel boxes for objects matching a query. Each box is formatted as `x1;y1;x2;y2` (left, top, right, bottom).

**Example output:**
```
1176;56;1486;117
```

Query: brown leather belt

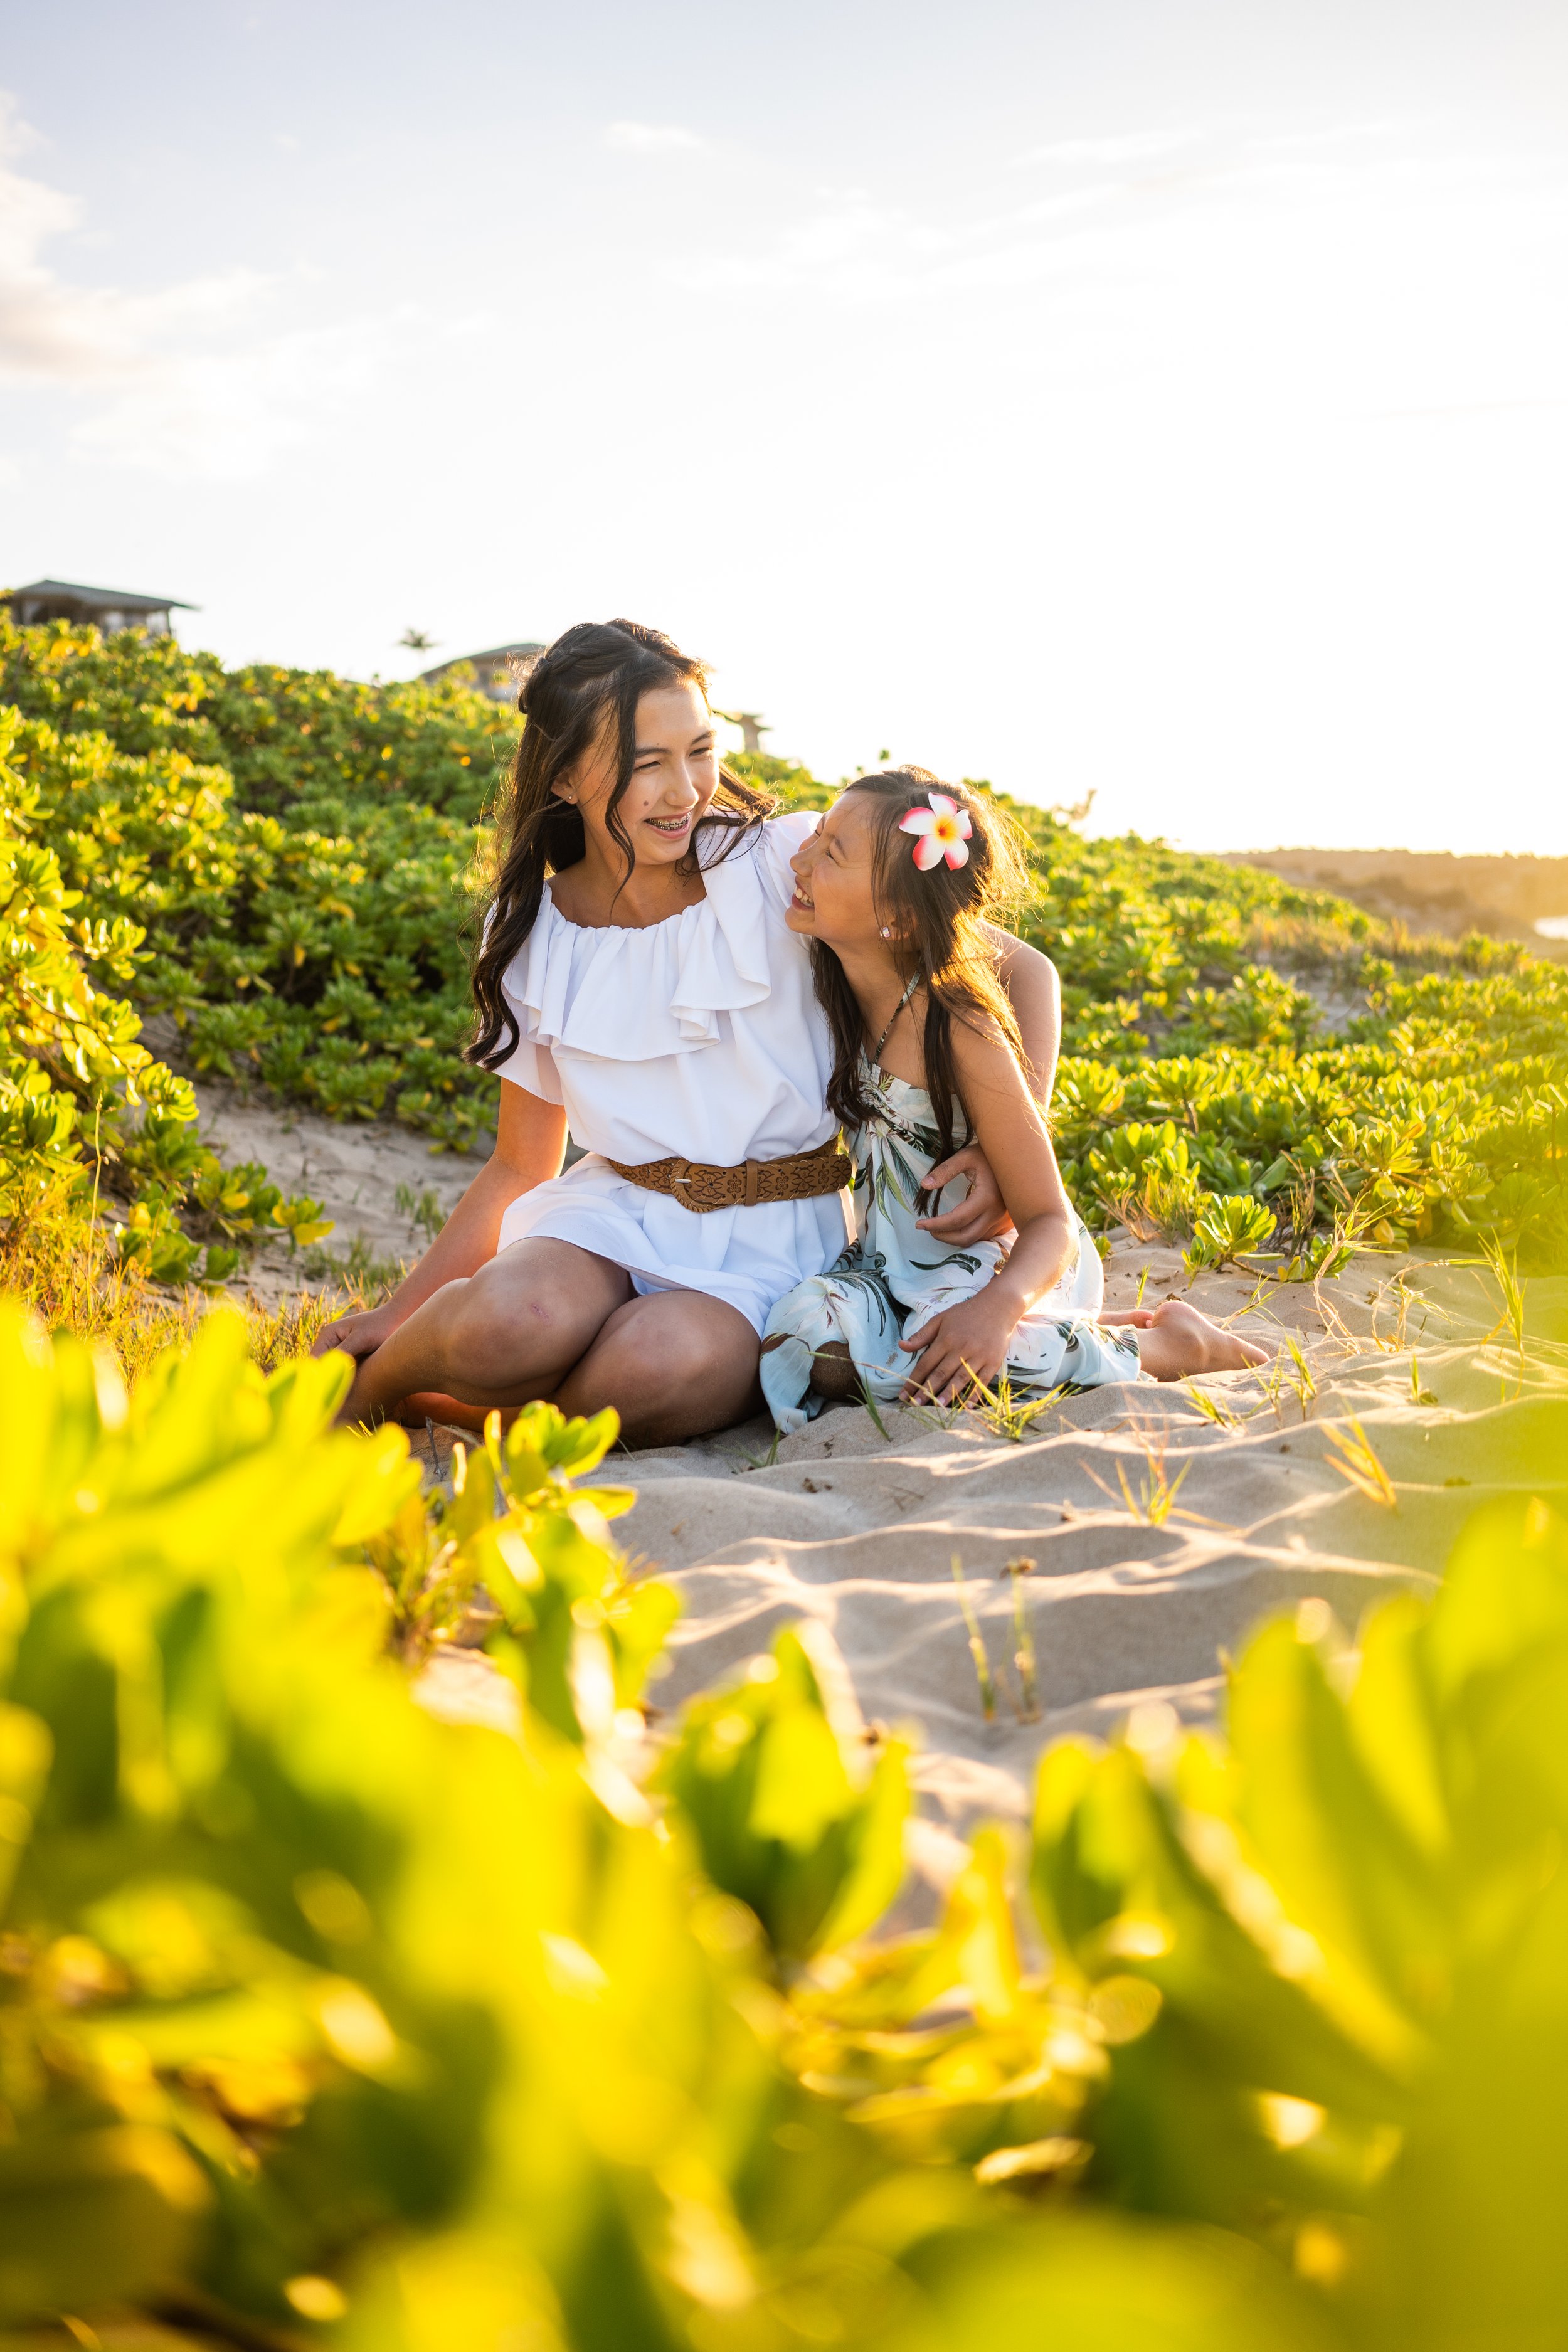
604;1133;850;1212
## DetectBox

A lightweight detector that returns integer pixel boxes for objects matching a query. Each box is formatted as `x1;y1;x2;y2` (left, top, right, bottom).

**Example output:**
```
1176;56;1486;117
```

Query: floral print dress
760;1058;1143;1434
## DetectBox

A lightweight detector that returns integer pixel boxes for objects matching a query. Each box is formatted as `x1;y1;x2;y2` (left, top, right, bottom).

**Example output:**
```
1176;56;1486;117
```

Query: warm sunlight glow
3;3;1565;854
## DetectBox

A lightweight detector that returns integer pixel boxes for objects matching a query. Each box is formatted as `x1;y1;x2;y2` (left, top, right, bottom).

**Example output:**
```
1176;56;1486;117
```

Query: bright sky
4;0;1567;854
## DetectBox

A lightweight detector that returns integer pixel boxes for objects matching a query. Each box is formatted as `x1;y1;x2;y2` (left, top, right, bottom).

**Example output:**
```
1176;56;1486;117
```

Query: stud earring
880;926;893;938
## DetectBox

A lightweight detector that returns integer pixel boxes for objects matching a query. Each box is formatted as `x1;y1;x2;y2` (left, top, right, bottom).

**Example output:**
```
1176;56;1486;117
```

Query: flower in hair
898;791;972;871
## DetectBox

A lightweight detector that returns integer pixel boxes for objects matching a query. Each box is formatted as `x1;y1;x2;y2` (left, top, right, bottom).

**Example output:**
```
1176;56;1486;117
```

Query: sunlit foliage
2;1305;1565;2344
0;708;326;1293
1;618;512;1150
3;617;1565;1272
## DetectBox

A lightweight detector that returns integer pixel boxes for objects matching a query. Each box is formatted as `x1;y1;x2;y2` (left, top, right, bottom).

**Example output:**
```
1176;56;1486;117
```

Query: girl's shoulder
942;995;1032;1106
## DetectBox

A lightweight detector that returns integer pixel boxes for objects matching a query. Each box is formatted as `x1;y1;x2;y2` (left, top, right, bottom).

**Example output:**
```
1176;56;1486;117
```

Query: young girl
314;628;1061;1446
760;770;1268;1434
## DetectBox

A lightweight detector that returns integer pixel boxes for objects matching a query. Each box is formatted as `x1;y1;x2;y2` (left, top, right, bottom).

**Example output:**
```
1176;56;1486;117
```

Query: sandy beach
418;1237;1568;1900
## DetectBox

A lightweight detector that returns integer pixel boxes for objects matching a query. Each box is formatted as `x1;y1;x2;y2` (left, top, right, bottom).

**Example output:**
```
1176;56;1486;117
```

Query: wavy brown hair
469;619;773;1071
813;769;1034;1166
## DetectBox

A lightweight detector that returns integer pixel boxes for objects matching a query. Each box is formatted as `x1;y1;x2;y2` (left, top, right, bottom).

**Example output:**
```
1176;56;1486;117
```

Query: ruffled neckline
541;877;705;936
501;824;788;1061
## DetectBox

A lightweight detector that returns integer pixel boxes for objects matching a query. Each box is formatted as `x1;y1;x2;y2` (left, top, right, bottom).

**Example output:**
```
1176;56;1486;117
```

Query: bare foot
1135;1298;1270;1381
396;1391;518;1435
337;1379;502;1435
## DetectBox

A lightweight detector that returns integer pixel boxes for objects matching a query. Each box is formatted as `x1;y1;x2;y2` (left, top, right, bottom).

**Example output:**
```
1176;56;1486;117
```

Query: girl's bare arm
311;1080;568;1359
918;933;1061;1241
898;1022;1076;1401
988;928;1062;1105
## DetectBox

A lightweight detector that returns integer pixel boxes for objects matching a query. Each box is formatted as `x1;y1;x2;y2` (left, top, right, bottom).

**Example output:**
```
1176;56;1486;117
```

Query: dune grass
1;1188;361;1381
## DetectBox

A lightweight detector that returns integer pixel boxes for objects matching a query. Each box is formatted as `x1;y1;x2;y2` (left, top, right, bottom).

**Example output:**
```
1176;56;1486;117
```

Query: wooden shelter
2;579;196;638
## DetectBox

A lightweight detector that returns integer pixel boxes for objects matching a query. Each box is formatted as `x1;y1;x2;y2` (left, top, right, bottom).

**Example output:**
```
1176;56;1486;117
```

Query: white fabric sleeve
757;808;820;905
492;1032;564;1106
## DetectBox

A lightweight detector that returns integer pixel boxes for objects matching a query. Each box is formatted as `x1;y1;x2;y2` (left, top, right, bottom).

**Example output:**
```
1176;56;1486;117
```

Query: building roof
419;641;544;679
4;578;198;612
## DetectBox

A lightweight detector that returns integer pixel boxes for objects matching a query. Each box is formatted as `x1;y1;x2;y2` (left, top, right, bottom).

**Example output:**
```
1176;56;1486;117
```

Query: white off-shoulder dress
491;811;851;1335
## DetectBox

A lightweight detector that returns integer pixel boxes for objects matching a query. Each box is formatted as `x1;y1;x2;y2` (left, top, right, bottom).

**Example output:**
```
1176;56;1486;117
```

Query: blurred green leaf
0;2124;211;2323
657;1624;909;1964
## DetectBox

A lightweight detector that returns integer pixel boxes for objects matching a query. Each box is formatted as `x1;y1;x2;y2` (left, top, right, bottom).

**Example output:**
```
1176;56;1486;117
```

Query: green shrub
2;617;511;1150
0;1305;766;2343
3;615;1564;1261
1185;1192;1279;1271
0;1301;1355;2351
5;1297;1568;2344
0;707;184;1227
0;616;512;824
1026;1477;1568;2349
0;707;331;1293
366;1398;678;1741
654;1623;909;1963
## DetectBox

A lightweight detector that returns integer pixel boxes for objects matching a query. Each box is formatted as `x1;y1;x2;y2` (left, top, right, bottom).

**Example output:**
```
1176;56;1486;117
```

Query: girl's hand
914;1144;1012;1244
311;1302;401;1362
898;1287;1023;1403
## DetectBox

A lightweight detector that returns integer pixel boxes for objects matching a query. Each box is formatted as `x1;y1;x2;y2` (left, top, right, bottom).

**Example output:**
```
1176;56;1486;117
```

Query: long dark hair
469;619;773;1070
813;768;1033;1165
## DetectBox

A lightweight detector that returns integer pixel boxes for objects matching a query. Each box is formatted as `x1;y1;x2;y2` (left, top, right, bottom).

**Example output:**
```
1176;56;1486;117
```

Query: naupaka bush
0;708;330;1292
0;1304;1337;2350
3;1298;1567;2346
2;613;1564;1275
1;616;511;1151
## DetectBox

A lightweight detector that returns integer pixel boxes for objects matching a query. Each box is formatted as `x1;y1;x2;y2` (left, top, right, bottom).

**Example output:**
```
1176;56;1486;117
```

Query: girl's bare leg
789;1337;860;1401
774;1309;1265;1414
1133;1297;1269;1380
339;1240;632;1426
554;1290;763;1448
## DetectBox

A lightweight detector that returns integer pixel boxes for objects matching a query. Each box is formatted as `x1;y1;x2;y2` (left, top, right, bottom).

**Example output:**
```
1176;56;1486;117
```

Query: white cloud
603;120;704;154
0;95;118;381
0;91;273;389
0;88;418;479
70;312;403;478
1013;128;1202;170
679;193;958;299
675;124;1568;419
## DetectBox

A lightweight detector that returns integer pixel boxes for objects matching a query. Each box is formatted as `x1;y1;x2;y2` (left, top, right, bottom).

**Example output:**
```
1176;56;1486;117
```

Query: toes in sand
1145;1296;1271;1378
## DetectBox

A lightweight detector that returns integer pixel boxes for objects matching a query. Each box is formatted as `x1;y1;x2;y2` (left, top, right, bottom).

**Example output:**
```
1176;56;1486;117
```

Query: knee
661;1322;755;1392
453;1259;601;1372
604;1311;756;1399
443;1269;529;1364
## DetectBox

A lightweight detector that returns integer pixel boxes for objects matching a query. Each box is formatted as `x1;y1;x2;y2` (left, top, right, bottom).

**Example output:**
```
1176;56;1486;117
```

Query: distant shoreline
1219;845;1568;950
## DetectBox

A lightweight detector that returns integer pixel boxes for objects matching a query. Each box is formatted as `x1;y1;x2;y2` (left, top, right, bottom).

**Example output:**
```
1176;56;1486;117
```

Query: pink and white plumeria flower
898;791;972;872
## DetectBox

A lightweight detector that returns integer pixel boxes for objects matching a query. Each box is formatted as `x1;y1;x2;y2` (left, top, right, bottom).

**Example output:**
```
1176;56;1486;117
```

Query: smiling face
559;678;719;871
786;789;893;951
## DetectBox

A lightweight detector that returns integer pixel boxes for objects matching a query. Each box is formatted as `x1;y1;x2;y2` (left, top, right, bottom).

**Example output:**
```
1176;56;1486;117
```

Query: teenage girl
760;770;1267;1432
